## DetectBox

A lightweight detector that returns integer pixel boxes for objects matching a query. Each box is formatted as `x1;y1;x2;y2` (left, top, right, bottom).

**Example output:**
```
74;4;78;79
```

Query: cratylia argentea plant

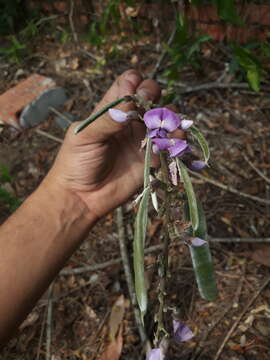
75;94;218;360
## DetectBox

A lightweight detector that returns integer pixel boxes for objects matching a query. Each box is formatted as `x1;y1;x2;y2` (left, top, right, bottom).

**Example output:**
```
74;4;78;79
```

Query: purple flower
152;138;190;158
148;128;168;138
146;348;164;360
191;237;207;247
173;320;194;342
144;108;181;133
190;160;206;171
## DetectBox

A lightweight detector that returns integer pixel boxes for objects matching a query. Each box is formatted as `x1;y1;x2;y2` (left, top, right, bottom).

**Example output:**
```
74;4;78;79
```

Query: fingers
73;70;161;142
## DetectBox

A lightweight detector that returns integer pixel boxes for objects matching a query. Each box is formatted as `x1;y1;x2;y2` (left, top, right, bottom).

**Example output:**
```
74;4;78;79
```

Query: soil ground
0;13;270;360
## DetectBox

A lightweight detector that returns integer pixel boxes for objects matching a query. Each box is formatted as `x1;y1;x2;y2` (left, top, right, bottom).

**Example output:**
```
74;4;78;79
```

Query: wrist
33;178;98;239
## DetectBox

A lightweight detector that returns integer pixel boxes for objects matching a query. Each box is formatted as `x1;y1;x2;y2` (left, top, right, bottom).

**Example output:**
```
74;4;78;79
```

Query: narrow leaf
189;239;218;301
184;199;208;240
133;187;150;320
109;295;125;342
144;137;152;187
176;159;199;231
190;126;210;164
133;138;152;320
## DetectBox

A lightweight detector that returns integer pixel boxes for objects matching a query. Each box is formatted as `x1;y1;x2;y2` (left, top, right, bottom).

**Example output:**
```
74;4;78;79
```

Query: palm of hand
46;70;160;219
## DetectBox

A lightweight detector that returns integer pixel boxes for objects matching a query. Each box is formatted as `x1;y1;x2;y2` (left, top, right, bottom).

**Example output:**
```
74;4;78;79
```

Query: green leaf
176;159;199;231
133;138;152;320
143;138;152;188
247;69;260;92
184;199;208;240
214;0;243;25
261;42;270;58
0;164;12;183
233;46;262;92
189;240;218;301
133;187;150;320
190;126;210;164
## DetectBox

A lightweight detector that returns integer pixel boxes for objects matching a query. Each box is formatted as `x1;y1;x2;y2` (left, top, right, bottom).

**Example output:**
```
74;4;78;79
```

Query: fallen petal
173;320;194;342
191;237;207;247
109;108;128;123
169;160;178;186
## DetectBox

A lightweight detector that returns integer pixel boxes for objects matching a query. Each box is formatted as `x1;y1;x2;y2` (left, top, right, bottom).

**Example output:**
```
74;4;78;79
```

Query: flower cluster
144;108;193;158
108;107;207;185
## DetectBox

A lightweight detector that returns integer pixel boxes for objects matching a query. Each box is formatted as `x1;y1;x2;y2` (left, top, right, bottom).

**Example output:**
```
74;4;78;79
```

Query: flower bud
108;108;128;123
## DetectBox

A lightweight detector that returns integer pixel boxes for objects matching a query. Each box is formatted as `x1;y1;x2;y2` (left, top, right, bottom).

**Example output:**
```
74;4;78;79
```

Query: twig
60;237;270;276
35;15;64;27
69;0;78;44
46;283;54;360
60;243;170;275
209;237;270;243
35;129;63;144
189;170;270;205
36;306;48;360
157;79;270;94
150;25;177;79
116;206;148;344
214;275;270;360
243;153;270;185
49;107;73;125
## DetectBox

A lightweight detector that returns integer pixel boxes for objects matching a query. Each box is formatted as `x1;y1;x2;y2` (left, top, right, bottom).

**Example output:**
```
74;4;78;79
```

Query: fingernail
136;88;152;100
124;71;142;87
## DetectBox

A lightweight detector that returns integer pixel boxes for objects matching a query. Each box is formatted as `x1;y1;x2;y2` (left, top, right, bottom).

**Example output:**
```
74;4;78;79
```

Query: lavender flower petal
144;108;162;129
190;160;206;171
160;108;181;132
167;139;189;158
181;120;193;130
191;237;207;247
146;348;164;360
169;160;178;186
173;320;194;342
144;108;181;132
108;108;128;123
152;138;172;151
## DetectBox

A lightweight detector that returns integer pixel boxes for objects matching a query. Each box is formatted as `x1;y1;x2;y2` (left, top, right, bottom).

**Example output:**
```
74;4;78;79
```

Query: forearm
0;181;96;344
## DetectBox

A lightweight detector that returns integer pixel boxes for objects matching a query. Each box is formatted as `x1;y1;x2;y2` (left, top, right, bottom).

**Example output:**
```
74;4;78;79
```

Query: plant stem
74;95;133;134
154;153;171;345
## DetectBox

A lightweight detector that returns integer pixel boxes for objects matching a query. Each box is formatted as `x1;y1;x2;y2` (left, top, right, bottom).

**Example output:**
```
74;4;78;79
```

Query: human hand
44;70;161;221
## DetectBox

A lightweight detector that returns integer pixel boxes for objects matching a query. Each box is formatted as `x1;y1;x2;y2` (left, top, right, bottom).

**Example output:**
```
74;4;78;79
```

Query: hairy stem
154;152;171;345
74;95;134;134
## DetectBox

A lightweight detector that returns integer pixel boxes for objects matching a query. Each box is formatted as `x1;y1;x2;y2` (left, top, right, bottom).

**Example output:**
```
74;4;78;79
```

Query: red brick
197;23;225;41
0;74;56;128
246;4;270;26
